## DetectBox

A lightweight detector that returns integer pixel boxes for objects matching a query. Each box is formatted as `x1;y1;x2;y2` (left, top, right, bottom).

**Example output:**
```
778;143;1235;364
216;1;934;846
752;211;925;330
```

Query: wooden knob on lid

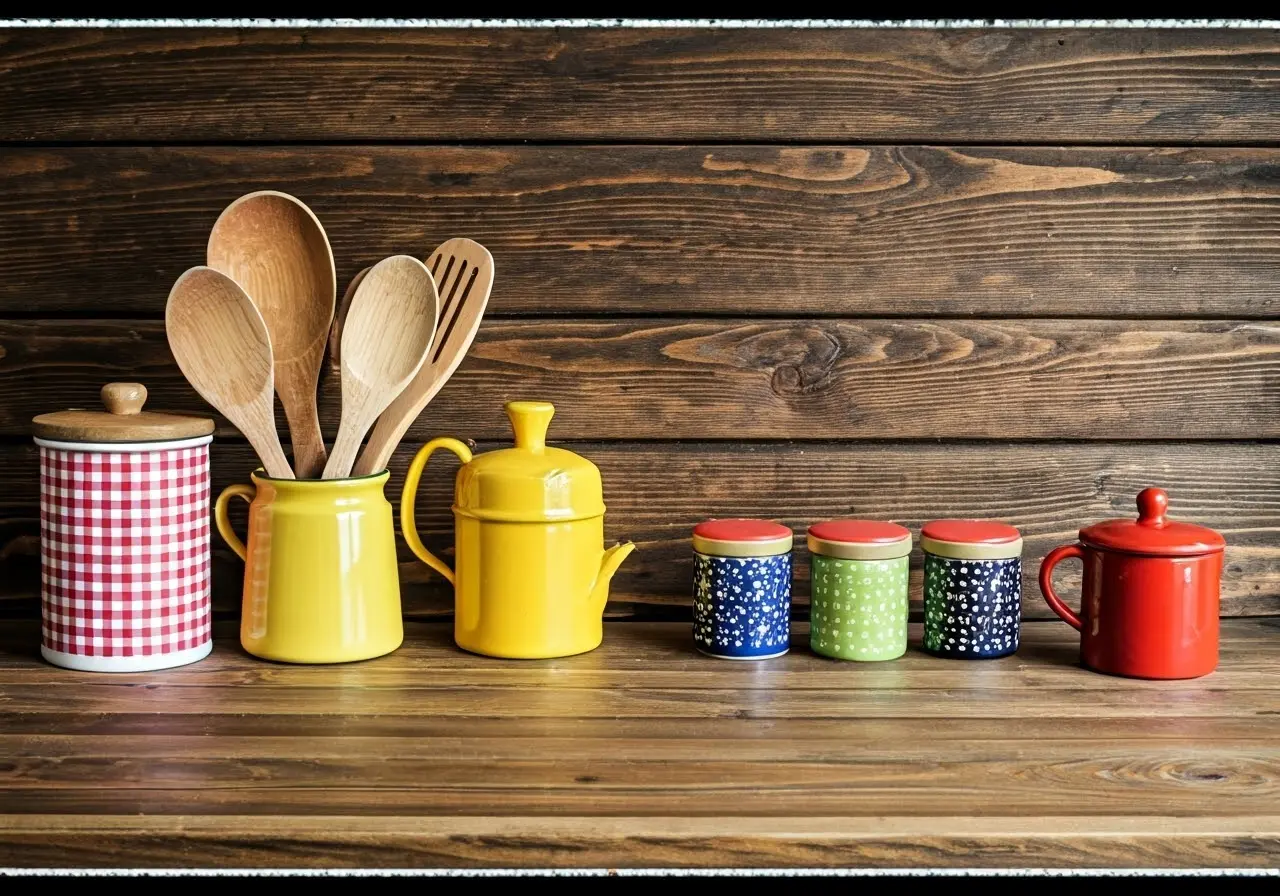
101;382;147;416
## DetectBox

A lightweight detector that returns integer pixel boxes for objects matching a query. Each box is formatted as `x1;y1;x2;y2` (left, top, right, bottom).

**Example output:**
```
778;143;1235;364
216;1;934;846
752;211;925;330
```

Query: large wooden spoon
321;255;439;479
165;266;294;479
352;238;494;476
207;191;335;479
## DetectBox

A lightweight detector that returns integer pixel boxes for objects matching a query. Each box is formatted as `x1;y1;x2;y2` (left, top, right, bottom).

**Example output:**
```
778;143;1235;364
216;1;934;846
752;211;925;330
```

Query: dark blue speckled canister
921;519;1024;659
692;519;793;660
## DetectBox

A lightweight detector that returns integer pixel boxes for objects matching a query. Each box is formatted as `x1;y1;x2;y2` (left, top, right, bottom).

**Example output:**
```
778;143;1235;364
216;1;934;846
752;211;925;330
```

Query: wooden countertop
1;619;1277;869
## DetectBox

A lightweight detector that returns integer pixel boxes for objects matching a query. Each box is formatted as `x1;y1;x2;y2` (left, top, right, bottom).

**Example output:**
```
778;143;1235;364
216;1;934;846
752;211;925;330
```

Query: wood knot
753;325;840;396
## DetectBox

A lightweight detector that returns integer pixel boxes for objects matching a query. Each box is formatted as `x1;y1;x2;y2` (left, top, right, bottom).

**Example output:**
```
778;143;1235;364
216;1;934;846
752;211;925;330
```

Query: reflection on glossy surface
216;471;402;664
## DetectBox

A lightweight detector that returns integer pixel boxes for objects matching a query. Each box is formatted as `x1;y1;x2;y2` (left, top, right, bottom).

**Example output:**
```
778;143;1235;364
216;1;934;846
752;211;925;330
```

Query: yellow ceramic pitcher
402;401;634;659
216;471;403;664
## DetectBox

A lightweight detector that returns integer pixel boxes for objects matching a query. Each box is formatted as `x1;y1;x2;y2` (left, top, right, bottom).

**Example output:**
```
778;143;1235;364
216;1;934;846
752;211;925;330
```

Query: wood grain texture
0;441;1276;619
2;145;1279;318
3;318;1278;441
2;815;1276;870
0;619;1278;867
2;29;1279;143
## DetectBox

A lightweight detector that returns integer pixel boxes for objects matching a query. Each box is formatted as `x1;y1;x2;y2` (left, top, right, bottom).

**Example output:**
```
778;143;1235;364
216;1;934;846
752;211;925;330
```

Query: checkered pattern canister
37;437;214;672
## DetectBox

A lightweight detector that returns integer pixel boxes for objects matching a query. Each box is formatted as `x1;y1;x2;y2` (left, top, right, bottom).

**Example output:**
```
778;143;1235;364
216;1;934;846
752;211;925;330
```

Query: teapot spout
590;542;636;614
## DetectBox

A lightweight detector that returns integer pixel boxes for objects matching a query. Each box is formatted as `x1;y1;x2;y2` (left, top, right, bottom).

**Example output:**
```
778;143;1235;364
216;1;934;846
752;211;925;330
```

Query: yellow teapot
401;401;635;658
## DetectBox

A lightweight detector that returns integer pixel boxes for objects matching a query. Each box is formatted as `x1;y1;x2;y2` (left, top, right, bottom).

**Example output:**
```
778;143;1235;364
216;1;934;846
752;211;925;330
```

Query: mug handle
1039;544;1085;631
215;483;256;562
401;437;474;587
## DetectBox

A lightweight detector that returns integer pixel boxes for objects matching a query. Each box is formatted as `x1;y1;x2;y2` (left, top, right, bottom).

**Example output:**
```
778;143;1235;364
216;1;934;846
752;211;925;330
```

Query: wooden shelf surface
1;619;1278;869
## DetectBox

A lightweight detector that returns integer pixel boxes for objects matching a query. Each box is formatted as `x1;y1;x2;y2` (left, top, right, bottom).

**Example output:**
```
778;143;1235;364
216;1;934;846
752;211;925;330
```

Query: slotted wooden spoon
208;191;336;479
165;266;294;479
321;255;440;479
352;238;494;476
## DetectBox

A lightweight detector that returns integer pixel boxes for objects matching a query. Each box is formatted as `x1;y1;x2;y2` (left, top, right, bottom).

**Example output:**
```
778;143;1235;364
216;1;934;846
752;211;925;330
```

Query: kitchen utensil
692;519;793;660
401;400;634;659
1039;487;1225;680
165;266;294;479
320;255;439;479
31;383;214;672
921;520;1023;659
327;265;371;374
352;238;494;477
207;191;336;479
808;520;912;662
217;472;402;663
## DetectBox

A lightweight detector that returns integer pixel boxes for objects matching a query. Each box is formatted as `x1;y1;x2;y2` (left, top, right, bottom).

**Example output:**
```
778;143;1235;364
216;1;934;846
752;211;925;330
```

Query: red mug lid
1080;488;1225;557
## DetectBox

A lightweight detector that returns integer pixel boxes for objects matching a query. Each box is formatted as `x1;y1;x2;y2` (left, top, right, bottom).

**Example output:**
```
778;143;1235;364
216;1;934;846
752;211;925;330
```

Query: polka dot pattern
923;554;1021;659
810;555;909;661
693;552;791;659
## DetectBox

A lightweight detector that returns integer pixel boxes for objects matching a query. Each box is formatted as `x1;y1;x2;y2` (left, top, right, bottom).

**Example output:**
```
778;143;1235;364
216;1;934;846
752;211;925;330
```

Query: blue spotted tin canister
920;519;1024;659
692;518;793;660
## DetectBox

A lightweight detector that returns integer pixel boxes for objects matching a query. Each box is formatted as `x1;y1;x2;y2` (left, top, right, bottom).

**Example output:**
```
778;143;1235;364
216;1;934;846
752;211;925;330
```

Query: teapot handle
401;437;474;587
1039;544;1084;631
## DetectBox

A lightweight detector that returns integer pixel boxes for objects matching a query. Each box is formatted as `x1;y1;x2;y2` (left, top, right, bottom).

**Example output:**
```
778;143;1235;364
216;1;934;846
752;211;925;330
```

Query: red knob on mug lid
1136;488;1169;527
1080;487;1225;557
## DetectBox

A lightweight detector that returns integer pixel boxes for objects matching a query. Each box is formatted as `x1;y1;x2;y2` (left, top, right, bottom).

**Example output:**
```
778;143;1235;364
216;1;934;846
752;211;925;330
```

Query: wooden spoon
352;238;494;477
165;266;294;479
207;191;336;479
321;255;439;479
326;265;371;375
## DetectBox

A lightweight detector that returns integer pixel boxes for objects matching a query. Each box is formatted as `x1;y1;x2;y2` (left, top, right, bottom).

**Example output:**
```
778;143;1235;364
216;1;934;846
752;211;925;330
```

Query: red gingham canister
31;382;215;672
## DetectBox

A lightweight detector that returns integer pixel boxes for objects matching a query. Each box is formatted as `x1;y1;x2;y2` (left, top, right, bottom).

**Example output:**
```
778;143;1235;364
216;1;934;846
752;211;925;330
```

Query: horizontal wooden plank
0;442;1276;619
2;145;1278;317
2;29;1279;143
1;620;1277;867
2;318;1278;442
0;622;1276;689
3;814;1277;868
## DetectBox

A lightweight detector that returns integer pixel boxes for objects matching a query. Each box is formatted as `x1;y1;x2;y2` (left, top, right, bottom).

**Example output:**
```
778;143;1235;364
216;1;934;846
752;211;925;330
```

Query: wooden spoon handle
250;429;296;480
321;420;364;480
278;364;327;479
353;396;433;477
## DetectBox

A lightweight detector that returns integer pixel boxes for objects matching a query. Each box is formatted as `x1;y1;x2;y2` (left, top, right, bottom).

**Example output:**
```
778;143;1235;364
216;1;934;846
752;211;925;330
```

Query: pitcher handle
401;437;474;588
1039;544;1084;631
215;483;256;562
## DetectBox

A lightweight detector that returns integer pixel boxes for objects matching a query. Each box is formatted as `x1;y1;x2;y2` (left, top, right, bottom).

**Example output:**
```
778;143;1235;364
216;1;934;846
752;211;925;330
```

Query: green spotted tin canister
807;520;912;662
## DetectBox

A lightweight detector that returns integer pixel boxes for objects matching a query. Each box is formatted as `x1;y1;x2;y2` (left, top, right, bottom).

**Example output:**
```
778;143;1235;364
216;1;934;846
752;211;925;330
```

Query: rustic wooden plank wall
0;27;1276;621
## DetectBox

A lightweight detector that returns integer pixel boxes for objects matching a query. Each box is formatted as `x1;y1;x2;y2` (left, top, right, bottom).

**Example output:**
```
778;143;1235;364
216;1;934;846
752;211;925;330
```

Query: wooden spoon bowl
208;191;335;478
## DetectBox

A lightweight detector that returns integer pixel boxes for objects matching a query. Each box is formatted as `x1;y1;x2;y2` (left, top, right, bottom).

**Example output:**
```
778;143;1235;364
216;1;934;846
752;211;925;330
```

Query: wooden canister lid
32;383;214;443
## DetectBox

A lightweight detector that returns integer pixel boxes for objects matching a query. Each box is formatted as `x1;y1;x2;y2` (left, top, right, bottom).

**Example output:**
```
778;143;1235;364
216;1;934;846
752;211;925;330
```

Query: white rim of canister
41;640;212;673
34;434;214;453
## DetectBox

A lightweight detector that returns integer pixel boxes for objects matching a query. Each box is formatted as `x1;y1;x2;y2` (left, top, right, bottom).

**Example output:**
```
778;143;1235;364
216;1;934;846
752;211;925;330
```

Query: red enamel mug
1039;488;1225;680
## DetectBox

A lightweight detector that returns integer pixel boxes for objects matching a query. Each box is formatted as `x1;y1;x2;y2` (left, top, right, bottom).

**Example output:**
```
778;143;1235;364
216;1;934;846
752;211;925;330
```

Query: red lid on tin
921;519;1021;545
1080;488;1225;557
694;518;792;542
693;518;793;557
807;520;912;561
921;519;1023;560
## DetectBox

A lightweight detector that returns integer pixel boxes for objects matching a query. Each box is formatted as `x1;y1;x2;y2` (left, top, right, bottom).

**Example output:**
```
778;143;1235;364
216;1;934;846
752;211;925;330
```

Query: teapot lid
454;401;605;523
1080;488;1225;557
32;382;213;444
